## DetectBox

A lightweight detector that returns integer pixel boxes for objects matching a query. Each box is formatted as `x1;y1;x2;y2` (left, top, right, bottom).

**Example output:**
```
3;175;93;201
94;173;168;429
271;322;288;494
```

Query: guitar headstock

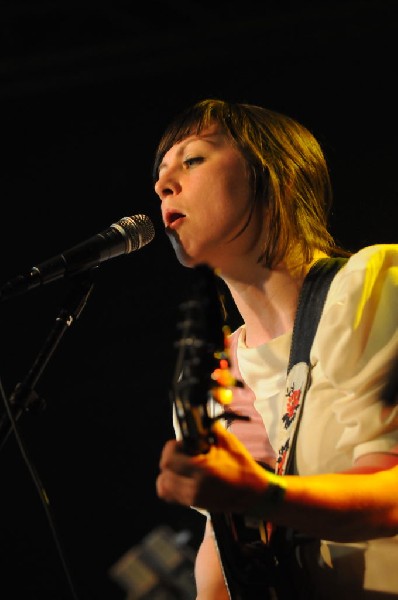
171;265;235;455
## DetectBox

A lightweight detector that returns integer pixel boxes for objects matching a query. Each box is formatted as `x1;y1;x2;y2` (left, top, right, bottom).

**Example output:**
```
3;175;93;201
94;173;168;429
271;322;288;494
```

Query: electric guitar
171;265;298;600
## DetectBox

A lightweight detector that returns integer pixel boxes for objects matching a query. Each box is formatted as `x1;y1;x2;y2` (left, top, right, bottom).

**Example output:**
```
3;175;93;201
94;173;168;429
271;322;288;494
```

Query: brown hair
153;99;349;268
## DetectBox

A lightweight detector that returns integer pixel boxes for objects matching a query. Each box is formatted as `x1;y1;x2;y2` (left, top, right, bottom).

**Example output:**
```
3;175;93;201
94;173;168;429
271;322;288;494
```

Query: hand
156;422;270;513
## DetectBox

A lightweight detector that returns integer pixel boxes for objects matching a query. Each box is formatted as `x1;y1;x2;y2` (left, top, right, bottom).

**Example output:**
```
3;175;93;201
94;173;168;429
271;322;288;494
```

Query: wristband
246;474;287;518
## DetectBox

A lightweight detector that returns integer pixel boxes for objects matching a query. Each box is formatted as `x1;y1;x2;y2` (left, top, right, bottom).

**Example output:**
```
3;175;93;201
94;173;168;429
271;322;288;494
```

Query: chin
167;230;214;270
175;250;207;270
167;231;195;268
176;254;196;269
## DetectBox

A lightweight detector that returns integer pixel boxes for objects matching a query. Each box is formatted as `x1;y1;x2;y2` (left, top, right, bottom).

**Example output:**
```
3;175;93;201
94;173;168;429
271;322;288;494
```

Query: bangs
152;100;234;180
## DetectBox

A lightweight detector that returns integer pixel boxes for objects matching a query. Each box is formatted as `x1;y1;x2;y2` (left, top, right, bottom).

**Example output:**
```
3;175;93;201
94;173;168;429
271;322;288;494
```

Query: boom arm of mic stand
0;271;95;451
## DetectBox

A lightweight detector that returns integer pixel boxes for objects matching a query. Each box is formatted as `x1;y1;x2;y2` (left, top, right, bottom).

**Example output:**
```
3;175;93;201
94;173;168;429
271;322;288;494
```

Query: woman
153;99;398;599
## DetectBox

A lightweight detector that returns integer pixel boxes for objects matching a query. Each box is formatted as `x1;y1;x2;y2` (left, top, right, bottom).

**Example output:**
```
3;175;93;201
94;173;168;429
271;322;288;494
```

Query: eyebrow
158;132;223;173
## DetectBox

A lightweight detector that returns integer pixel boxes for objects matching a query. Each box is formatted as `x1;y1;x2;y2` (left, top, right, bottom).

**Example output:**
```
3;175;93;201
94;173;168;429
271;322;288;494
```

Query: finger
159;440;204;477
158;439;179;469
212;421;252;454
156;470;198;506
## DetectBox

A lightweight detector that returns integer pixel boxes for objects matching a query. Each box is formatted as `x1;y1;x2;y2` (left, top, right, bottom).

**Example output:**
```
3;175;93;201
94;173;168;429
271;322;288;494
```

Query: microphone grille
117;214;155;252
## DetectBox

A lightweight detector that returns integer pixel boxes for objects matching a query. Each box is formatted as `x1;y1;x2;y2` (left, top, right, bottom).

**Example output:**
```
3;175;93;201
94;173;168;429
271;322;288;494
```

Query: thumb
212;421;253;456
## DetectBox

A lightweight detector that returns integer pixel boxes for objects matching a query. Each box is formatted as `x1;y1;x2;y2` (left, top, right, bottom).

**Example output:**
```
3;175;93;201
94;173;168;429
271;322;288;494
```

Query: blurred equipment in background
109;526;197;599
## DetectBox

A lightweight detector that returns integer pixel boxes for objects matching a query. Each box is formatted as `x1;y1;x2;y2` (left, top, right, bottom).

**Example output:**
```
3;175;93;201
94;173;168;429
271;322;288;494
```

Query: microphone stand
0;271;95;451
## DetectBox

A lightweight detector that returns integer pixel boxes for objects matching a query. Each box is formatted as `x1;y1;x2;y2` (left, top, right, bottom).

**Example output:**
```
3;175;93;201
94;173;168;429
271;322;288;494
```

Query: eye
183;156;204;168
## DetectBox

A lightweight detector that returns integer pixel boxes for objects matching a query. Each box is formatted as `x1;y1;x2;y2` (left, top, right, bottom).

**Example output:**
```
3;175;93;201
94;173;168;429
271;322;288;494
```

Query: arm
195;519;229;600
259;455;398;542
157;423;398;543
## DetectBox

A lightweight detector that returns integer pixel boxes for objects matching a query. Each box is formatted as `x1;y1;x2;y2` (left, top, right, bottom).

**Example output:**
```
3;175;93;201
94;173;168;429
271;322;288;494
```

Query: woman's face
154;123;262;270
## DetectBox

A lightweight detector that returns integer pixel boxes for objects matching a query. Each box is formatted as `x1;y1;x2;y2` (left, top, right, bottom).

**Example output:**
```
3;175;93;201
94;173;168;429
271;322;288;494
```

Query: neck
221;251;327;347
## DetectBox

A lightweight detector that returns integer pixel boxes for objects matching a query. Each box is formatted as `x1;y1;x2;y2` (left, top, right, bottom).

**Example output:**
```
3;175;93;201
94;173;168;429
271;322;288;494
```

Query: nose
154;167;181;202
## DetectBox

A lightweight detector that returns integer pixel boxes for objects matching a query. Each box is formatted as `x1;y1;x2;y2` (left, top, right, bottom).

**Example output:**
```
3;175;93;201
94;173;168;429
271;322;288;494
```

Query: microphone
0;214;155;301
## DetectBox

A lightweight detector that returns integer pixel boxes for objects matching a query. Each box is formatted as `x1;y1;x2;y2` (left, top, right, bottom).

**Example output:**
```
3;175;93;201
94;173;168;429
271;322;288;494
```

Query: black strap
284;257;348;477
287;257;348;374
273;258;349;584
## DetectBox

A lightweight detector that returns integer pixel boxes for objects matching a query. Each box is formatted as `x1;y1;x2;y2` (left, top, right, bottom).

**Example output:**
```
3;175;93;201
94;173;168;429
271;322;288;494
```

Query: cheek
222;153;251;198
189;154;252;232
220;169;252;220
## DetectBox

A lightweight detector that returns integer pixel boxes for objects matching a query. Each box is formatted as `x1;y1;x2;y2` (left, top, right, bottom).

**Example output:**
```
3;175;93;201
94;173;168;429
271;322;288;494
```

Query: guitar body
172;265;298;600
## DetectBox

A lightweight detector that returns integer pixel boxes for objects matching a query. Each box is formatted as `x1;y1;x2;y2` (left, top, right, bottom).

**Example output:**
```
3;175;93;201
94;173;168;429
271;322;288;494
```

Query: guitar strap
275;257;348;477
209;258;349;600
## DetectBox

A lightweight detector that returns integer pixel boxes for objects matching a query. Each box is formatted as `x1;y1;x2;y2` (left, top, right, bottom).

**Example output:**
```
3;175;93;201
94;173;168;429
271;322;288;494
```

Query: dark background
0;1;397;598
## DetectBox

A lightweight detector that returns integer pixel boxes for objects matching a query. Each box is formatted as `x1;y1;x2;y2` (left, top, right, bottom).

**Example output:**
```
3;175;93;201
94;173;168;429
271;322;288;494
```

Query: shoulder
327;244;398;306
314;244;398;379
338;243;398;275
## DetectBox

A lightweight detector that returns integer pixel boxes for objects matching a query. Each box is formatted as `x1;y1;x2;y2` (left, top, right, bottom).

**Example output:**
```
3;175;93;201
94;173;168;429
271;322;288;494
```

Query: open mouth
165;210;185;227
